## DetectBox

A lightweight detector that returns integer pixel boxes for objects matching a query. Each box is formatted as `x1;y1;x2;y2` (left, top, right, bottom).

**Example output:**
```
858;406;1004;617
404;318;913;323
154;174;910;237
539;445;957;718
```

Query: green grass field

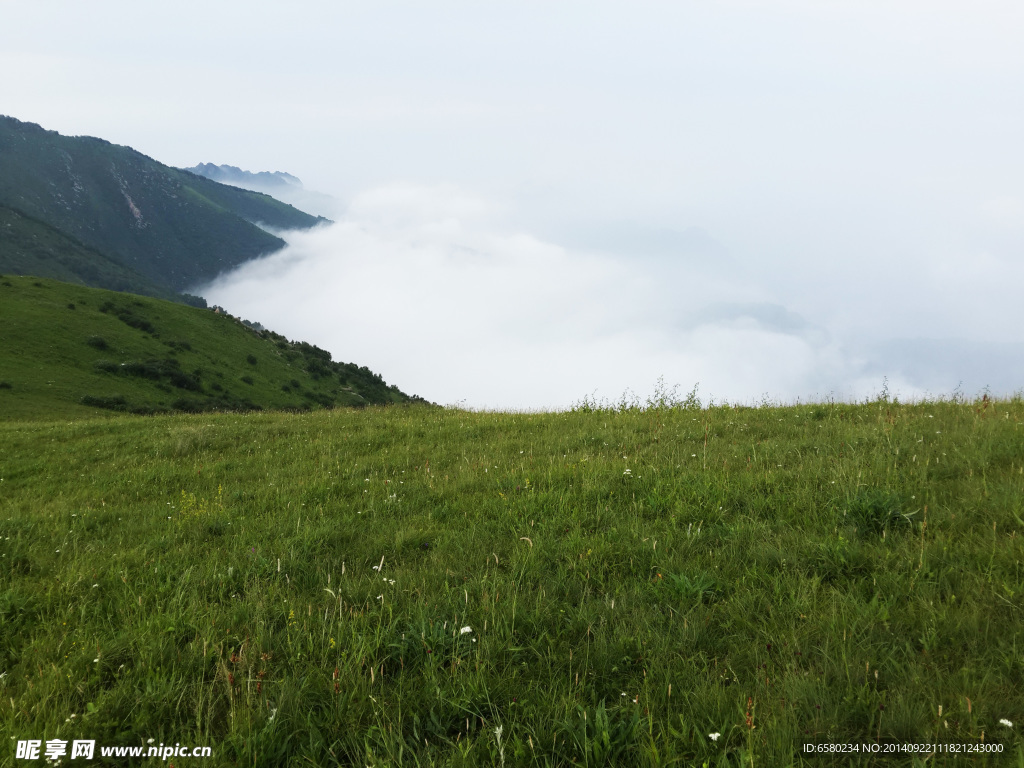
2;395;1023;766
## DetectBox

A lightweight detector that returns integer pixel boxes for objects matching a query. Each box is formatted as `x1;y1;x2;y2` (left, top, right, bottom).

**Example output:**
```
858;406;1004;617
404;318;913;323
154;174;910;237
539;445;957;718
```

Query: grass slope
1;396;1022;766
0;204;176;300
0;115;328;294
0;276;417;420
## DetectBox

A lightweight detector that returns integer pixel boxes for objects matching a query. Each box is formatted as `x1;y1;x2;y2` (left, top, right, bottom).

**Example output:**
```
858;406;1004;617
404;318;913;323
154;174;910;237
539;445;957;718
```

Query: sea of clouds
199;183;1024;410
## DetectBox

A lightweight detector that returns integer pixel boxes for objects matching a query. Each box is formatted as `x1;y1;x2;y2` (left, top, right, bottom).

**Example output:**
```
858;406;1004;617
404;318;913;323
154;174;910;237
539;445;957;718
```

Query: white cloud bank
199;183;1005;410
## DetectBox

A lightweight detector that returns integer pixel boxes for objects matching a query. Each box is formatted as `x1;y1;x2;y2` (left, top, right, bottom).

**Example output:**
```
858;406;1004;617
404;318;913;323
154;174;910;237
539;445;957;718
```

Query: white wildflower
709;732;721;741
1000;719;1013;728
460;626;473;635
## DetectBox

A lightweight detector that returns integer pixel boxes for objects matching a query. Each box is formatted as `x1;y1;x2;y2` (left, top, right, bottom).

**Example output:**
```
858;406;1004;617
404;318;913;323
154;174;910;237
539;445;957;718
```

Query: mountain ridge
186;163;302;188
184;161;339;219
0;115;328;298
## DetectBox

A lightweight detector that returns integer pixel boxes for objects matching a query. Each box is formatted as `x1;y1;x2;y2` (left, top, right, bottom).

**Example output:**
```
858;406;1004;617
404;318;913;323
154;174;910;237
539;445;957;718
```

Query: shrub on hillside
99;301;157;335
115;358;202;391
80;394;128;411
178;293;207;309
129;404;169;416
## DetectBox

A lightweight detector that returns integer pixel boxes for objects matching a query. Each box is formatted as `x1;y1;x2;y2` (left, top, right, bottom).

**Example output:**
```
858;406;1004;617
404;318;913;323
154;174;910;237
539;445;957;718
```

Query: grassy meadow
2;395;1023;766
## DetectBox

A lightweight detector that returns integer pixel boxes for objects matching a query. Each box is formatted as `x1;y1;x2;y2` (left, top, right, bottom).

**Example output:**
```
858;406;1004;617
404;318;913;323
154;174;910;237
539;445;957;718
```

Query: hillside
0;204;178;300
0;116;328;296
1;398;1021;764
0;275;421;419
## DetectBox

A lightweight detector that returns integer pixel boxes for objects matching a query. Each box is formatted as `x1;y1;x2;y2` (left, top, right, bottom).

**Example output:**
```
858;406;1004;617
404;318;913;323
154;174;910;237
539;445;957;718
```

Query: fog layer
201;184;1022;409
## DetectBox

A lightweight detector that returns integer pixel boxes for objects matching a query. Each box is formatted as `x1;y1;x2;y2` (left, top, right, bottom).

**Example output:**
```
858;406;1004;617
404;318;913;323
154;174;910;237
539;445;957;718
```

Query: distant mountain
0;275;425;419
185;162;339;219
0;116;329;298
186;163;302;188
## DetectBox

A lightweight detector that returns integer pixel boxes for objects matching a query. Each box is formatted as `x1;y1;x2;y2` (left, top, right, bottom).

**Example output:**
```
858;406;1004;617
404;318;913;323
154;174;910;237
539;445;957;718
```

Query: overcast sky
3;1;1023;407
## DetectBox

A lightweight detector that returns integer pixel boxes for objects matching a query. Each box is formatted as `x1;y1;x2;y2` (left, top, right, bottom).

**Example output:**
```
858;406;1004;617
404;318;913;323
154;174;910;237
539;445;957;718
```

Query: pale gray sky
3;1;1023;407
